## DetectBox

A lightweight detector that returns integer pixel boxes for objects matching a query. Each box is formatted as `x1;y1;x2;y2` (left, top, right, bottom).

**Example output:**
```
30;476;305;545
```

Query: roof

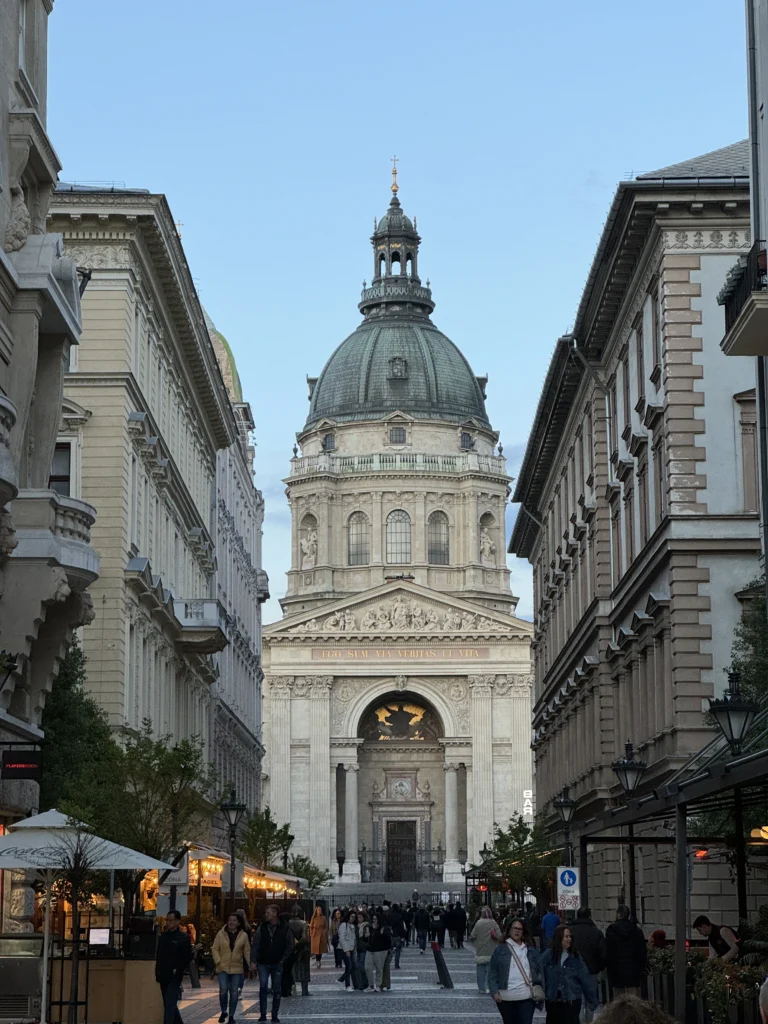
637;140;749;180
204;309;243;403
304;318;490;430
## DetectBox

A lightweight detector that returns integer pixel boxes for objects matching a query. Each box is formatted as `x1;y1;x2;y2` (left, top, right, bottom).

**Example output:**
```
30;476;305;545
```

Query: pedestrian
648;929;667;951
488;917;543;1024
415;903;430;953
284;905;311;998
540;905;561;949
212;913;251;1024
155;909;193;1024
403;902;414;945
597;994;678;1024
470;906;502;993
454;902;467;949
356;911;371;989
760;977;768;1024
605;906;648;997
330;908;344;968
569;907;606;1020
250;904;294;1024
540;924;598;1024
235;909;252;941
386;902;407;968
309;906;328;968
336;910;358;992
366;913;393;992
524;902;541;949
692;916;739;962
434;904;447;948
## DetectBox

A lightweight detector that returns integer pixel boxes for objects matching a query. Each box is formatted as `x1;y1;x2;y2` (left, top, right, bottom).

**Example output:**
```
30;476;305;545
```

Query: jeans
257;963;282;1020
476;962;489;992
218;972;243;1018
341;950;354;988
417;929;428;950
497;998;536;1024
159;979;184;1024
332;939;343;968
545;999;582;1024
394;937;404;967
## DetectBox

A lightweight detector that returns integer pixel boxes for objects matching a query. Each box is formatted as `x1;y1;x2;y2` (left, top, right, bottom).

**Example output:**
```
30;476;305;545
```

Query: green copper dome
303;190;490;431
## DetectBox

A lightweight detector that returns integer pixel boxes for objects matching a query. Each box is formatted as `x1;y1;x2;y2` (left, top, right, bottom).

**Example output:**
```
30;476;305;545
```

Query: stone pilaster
269;676;293;825
309;676;333;870
343;763;361;882
443;763;462;882
469;675;494;859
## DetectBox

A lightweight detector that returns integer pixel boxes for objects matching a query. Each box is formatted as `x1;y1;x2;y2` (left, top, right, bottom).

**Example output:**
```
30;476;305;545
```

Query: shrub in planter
693;959;764;1024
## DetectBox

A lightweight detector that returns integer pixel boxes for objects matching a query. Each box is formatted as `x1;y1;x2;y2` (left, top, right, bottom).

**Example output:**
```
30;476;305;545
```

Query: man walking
155;909;192;1024
605;905;647;997
540;905;561;949
386;903;407;968
570;907;606;1018
414;904;430;954
251;905;294;1023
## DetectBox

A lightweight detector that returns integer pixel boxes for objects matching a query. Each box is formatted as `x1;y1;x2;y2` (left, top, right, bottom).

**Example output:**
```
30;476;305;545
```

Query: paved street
179;944;522;1023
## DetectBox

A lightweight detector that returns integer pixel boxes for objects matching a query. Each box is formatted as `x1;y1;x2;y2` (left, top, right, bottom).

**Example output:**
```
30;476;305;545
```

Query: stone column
269;677;293;826
309;676;333;870
343;763;361;882
443;763;462;882
469;676;495;860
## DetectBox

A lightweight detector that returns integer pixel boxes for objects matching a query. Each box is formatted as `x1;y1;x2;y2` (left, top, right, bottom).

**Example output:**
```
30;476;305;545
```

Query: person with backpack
414;904;431;953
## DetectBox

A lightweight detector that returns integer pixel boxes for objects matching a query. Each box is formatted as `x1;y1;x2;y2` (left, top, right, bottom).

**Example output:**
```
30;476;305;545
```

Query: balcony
289;451;507;478
172;598;228;654
719;240;768;356
11;490;98;590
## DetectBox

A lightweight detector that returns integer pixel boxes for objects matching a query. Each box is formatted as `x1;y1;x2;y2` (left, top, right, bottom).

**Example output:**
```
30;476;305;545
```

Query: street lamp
220;789;246;916
709;671;758;756
553;786;576;866
709;670;758;924
611;740;647;922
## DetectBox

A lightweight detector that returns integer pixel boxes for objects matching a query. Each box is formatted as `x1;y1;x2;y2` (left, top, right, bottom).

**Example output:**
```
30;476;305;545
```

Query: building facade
48;189;267;815
263;180;533;884
0;0;99;840
510;142;764;927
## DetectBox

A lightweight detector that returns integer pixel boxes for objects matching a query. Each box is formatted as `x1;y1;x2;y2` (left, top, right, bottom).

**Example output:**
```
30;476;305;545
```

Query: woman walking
309;906;329;968
336;910;358;991
284;905;311;998
470;906;502;993
366;914;392;992
540;925;597;1024
330;908;344;968
488;917;543;1024
212;914;251;1024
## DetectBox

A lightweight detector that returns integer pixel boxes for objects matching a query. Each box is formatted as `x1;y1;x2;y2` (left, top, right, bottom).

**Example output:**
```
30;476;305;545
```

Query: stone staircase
322;881;465;906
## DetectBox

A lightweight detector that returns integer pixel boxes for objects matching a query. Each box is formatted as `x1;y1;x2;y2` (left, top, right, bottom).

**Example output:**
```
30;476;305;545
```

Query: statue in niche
480;527;496;567
361;608;377;630
410;602;426;630
391;594;409;630
300;528;318;570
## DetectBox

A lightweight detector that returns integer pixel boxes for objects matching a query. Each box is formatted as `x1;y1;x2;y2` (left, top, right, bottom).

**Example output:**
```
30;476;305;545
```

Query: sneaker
258;1019;268;1023
344;986;353;992
219;1015;227;1023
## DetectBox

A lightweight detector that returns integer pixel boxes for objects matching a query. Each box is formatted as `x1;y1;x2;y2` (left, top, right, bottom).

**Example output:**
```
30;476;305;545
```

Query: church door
386;820;417;881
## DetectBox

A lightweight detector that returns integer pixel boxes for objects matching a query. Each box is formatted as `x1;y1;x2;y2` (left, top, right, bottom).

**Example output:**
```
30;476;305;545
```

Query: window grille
427;511;449;565
386;509;411;563
348;511;371;566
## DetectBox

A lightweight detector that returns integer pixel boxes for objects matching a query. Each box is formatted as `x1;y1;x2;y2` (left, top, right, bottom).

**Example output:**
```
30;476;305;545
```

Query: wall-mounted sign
165;852;189;888
556;866;581;911
2;750;41;780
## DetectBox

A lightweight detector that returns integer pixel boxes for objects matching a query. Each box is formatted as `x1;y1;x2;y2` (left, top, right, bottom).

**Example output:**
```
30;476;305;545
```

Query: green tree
238;807;294;870
39;638;123;821
286;854;333;896
730;576;768;701
486;815;560;903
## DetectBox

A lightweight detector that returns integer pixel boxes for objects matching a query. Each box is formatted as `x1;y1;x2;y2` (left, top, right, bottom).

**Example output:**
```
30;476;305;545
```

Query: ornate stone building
509;142;763;927
0;0;99;835
48;189;268;815
263;176;533;884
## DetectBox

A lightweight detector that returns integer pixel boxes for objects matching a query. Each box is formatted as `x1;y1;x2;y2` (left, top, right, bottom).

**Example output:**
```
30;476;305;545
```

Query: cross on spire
391;155;399;194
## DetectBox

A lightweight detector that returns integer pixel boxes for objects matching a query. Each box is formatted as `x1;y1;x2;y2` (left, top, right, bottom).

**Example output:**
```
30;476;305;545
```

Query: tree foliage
730;575;768;701
286;854;333;895
238;807;294;870
486;815;560;900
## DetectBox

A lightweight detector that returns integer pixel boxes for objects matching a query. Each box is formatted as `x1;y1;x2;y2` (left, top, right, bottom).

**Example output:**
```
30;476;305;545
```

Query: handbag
508;942;545;1004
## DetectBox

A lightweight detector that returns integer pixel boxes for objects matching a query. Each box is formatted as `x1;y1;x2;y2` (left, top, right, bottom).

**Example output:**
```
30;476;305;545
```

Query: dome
304;317;490;429
376;208;415;235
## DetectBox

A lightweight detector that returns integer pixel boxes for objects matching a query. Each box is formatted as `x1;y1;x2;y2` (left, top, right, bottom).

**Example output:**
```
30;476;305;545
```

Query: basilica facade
263;175;533;885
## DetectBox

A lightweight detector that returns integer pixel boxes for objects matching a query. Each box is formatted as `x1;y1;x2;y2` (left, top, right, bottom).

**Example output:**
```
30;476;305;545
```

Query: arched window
378;253;386;277
348;511;370;566
386;509;411;563
406;253;414;276
391;252;402;275
427;511;449;565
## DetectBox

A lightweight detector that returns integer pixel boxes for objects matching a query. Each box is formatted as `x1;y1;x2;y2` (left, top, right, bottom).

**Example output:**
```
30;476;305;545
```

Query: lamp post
709;670;758;923
220;790;246;917
611;740;647;922
553;786;576;866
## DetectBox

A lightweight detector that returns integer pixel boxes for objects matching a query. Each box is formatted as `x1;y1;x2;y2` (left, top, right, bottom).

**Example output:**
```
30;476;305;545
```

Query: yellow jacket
212;928;250;975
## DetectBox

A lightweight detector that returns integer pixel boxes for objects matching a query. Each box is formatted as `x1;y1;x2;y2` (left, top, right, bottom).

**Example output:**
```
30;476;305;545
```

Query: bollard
431;940;453;989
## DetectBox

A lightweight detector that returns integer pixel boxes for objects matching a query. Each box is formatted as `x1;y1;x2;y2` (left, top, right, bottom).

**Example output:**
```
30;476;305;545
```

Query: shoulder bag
508;942;545;1004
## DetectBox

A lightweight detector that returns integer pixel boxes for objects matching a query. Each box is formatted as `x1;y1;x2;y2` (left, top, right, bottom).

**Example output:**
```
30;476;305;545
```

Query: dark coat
385;909;406;939
605;918;648;988
155;928;192;984
414;908;430;931
569;918;607;975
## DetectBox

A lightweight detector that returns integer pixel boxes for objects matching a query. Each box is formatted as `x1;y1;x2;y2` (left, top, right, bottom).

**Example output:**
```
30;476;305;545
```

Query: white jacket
338;922;357;953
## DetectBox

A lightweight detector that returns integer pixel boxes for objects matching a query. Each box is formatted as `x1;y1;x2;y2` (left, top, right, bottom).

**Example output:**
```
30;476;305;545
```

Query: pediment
265;580;533;641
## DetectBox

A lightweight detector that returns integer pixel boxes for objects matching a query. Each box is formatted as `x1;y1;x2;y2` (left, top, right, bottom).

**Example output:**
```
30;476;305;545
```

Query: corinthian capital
469;674;495;697
307;675;333;698
270;676;294;698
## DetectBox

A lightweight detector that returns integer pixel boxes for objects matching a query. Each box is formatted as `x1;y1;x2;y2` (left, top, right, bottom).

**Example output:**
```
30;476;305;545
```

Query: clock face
392;779;412;797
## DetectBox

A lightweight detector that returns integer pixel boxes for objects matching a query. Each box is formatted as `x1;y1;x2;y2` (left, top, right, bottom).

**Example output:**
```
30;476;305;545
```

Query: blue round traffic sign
560;869;577;888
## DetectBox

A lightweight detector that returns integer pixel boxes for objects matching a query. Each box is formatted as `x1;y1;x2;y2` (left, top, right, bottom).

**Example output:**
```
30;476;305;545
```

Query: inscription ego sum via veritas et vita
311;646;490;661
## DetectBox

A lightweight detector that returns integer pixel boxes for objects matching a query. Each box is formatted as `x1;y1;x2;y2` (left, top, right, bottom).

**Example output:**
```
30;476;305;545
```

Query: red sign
2;750;41;780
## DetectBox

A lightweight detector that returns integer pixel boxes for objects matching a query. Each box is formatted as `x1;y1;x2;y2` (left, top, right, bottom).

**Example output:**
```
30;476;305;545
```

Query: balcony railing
720;240;767;332
173;598;228;654
290;451;507;478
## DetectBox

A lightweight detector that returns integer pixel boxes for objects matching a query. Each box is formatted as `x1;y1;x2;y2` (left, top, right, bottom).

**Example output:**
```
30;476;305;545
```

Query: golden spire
391;154;399;194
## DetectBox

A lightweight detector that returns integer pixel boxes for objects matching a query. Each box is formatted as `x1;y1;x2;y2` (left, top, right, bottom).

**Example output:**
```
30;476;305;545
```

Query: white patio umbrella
0;809;175;1024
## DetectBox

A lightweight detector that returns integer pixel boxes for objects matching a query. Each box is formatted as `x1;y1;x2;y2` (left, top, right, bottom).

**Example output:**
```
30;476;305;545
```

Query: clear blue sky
47;1;748;623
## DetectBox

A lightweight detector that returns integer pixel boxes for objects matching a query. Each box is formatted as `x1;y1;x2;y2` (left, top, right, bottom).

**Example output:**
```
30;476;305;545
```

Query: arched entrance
336;690;465;884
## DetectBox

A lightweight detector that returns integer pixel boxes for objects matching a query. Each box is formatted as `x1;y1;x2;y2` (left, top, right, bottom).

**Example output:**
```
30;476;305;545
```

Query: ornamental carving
59;243;137;271
307;675;333;697
292;597;512;634
469;675;495;698
494;674;533;696
270;676;294;698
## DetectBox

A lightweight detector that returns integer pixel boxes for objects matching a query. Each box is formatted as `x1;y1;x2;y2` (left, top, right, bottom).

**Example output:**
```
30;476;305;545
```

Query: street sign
165;852;189;888
556;865;581;911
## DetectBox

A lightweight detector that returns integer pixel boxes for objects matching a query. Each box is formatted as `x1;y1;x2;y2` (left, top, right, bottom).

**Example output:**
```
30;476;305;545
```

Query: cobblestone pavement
178;943;534;1024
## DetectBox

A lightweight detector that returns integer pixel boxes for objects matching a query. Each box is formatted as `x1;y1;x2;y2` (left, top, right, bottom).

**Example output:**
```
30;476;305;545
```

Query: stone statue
480;527;496;567
324;610;343;630
423;608;440;631
410;602;426;630
460;611;476;630
376;605;391;629
444;609;462;631
300;528;318;570
343;609;357;631
391;594;409;630
361;608;377;630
